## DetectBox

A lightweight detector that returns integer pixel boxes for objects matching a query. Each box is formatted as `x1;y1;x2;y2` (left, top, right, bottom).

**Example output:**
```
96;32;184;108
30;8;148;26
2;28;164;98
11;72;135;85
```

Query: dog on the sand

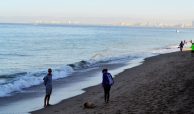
83;102;96;109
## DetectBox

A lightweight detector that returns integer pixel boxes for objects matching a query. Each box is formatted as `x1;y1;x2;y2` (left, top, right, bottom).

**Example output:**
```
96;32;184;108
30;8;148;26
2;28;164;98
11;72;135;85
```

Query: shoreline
32;51;194;114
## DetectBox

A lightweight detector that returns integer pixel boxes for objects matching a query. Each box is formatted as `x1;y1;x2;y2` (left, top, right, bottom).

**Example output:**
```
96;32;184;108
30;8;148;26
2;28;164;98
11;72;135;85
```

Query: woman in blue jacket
102;69;114;103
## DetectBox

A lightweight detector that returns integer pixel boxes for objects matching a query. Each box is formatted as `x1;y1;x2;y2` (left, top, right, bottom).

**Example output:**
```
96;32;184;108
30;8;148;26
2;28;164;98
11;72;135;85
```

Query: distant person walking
102;69;114;103
43;68;53;107
179;41;184;52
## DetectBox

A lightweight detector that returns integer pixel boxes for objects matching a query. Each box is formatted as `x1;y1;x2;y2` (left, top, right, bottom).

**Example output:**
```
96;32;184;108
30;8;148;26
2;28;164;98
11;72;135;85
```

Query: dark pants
180;47;183;51
103;85;111;103
44;88;52;107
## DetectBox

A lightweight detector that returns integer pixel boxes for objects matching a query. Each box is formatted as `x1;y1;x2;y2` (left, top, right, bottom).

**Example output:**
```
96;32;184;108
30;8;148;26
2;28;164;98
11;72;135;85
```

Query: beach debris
83;102;96;109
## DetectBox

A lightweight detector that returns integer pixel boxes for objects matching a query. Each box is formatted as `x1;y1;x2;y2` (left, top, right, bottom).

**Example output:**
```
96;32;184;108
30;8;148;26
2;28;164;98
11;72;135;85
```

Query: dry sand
32;51;194;114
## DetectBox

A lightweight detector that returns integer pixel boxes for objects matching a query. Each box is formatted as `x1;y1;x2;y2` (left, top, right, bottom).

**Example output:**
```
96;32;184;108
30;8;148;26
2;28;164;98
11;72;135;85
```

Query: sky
0;0;194;24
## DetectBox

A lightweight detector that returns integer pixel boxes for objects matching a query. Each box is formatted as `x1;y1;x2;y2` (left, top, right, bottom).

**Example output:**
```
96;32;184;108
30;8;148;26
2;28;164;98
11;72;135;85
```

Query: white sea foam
0;66;74;97
151;44;179;54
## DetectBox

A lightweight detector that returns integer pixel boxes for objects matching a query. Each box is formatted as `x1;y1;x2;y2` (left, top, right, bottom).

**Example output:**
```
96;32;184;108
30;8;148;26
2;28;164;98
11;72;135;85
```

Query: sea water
0;23;194;113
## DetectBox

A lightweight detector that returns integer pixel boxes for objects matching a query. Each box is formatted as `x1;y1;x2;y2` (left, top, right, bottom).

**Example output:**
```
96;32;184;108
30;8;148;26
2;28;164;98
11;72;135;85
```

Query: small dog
83;102;96;109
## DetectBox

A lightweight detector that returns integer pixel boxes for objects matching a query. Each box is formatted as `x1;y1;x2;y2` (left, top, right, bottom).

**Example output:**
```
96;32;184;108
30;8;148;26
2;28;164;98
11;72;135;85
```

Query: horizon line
0;22;193;29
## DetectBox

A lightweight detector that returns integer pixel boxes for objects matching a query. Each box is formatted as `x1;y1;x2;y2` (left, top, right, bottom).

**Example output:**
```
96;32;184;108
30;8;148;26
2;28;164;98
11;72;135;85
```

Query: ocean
0;23;194;113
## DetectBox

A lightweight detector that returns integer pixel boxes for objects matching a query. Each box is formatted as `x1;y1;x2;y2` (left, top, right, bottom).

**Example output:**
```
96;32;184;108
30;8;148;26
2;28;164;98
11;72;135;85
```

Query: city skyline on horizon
0;16;193;27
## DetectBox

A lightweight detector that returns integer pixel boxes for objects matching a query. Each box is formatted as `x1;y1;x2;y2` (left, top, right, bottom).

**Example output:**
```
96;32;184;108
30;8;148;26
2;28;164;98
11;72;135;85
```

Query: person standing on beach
179;41;184;52
43;68;53;107
102;69;114;103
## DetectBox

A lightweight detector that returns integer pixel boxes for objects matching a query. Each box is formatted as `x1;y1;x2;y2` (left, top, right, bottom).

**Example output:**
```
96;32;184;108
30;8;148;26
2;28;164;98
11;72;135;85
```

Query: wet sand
32;51;194;114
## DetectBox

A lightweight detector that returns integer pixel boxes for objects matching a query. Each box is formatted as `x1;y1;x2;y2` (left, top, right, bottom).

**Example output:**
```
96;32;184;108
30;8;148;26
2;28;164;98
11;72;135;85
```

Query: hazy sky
0;0;194;24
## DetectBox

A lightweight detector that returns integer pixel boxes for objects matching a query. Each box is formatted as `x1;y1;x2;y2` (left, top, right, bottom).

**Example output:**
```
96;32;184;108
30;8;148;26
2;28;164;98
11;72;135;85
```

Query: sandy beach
32;51;194;114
